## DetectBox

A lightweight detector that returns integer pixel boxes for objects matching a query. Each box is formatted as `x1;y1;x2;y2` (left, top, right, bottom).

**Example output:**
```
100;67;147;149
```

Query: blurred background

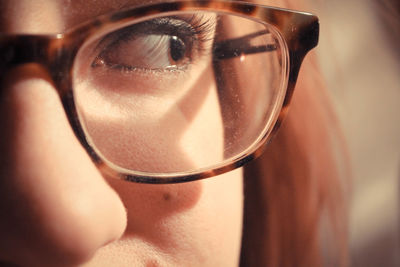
311;0;400;266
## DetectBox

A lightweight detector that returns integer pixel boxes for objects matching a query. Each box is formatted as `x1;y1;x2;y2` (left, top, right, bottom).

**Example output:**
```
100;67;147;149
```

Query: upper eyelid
91;15;216;61
103;15;215;42
92;16;208;49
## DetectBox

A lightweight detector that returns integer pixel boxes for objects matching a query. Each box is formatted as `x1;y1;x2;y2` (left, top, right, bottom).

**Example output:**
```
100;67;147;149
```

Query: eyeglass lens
72;11;286;175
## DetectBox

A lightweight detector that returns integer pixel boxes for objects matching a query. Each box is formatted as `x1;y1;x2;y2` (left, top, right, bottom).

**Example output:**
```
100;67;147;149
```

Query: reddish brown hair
240;49;349;266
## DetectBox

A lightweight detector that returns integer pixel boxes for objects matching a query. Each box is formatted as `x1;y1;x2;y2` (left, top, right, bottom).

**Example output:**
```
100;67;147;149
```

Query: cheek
86;168;244;266
75;60;224;174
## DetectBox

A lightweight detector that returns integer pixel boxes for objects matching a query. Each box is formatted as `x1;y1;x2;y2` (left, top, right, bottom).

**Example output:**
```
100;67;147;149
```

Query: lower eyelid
92;57;191;78
84;62;193;98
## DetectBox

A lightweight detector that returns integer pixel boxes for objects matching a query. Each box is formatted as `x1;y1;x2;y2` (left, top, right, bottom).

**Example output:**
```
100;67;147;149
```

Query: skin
0;0;244;266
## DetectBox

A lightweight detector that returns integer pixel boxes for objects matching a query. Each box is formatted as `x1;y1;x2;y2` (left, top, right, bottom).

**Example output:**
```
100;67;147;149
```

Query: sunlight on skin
179;66;224;170
75;60;224;172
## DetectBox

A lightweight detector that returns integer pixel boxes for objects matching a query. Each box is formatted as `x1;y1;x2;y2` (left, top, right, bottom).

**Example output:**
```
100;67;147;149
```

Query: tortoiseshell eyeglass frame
0;0;319;184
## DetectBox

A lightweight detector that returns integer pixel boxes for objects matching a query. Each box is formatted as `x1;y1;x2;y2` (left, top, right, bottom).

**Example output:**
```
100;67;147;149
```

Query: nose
0;64;127;266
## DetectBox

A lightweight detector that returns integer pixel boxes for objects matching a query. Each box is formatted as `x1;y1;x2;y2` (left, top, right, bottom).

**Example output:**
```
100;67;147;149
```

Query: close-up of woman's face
0;0;332;266
1;0;397;266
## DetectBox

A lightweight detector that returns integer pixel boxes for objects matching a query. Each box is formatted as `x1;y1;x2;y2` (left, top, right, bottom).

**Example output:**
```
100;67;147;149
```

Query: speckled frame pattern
0;0;319;183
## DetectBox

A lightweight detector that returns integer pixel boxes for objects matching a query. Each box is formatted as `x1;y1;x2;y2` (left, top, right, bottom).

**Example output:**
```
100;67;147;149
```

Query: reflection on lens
72;11;287;175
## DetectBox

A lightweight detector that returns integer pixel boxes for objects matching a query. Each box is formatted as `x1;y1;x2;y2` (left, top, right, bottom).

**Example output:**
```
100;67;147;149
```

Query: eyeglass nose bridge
0;35;59;67
0;34;80;80
0;34;81;94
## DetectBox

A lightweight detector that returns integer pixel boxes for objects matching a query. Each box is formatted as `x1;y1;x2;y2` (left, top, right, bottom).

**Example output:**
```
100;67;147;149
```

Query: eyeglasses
0;0;319;183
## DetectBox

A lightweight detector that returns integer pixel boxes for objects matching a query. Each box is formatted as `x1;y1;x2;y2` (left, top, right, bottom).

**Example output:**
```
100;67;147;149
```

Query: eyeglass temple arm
213;30;276;60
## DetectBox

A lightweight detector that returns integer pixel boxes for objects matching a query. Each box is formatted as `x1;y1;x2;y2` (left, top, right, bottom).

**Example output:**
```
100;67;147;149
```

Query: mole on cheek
162;193;171;201
107;179;203;230
161;189;180;203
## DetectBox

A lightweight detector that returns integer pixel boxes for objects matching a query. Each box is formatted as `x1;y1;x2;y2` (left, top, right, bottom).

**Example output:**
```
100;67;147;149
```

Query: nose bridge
0;37;96;165
0;63;127;266
0;34;78;110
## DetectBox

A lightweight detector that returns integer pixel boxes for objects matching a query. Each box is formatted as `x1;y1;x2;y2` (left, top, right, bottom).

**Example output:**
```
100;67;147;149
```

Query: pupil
170;36;186;62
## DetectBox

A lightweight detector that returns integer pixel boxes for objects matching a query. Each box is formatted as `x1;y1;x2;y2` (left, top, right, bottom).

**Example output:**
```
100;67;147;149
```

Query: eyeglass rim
0;0;319;184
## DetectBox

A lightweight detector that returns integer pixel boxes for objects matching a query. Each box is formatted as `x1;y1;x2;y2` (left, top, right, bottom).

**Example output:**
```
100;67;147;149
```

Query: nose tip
0;64;127;266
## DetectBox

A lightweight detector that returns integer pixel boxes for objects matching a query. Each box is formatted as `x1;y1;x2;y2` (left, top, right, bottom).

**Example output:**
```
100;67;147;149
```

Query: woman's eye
91;16;213;72
94;33;190;71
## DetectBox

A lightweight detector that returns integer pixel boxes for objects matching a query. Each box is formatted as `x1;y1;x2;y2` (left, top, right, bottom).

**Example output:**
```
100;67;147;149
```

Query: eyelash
182;14;216;51
91;15;216;74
